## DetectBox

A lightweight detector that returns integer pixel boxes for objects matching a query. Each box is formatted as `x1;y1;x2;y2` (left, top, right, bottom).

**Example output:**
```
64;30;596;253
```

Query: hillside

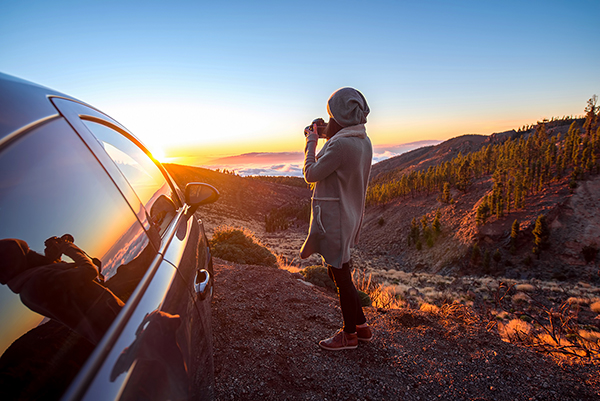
370;134;490;181
360;117;599;282
164;164;311;233
370;118;584;183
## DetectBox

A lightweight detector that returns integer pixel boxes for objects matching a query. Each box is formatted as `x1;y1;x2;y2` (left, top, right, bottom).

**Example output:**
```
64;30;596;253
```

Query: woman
301;87;373;350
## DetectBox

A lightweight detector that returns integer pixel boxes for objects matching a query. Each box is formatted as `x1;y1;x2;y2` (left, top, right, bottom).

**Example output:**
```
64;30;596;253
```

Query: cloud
235;163;304;177
200;140;442;176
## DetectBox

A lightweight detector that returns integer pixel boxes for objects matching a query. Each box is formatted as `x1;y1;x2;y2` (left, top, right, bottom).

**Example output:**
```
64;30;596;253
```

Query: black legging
328;260;367;333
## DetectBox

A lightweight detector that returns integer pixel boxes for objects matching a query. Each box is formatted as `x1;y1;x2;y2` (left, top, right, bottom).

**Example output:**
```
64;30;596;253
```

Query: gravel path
211;259;599;400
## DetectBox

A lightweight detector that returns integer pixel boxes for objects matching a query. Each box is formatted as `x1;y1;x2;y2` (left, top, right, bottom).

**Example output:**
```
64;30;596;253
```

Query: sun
150;147;168;163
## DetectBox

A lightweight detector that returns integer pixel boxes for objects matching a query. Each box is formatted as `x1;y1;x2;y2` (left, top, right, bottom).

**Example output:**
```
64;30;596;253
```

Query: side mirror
185;183;219;215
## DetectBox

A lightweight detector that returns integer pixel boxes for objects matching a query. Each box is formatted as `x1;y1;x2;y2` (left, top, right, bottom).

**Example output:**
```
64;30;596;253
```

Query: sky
1;0;599;175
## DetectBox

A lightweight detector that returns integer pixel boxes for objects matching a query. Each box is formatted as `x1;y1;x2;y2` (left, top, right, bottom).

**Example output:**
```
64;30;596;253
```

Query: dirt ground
211;258;599;401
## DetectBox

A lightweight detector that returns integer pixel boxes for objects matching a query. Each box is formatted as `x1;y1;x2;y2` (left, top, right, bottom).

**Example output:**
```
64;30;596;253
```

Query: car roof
0;73;75;141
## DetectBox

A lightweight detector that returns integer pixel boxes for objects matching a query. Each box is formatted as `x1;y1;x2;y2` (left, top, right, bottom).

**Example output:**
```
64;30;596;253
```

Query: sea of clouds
202;140;440;177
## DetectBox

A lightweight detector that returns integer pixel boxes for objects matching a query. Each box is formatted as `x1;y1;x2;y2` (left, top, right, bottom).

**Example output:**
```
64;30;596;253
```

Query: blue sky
1;0;599;172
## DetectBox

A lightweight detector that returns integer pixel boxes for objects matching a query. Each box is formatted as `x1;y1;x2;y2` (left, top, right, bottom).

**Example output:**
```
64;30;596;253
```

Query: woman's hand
304;123;319;141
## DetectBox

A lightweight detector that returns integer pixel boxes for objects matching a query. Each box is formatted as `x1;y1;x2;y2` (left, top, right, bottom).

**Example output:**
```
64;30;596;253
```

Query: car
0;73;219;400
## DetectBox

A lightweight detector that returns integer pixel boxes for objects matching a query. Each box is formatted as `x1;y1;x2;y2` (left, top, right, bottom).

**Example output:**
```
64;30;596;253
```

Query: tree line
366;96;600;220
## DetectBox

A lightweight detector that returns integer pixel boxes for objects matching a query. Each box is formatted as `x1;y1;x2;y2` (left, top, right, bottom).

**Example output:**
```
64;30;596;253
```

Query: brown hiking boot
356;324;373;342
319;329;358;351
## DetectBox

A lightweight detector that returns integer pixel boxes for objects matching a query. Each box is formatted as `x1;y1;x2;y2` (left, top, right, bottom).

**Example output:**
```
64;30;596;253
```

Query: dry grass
566;297;589;305
498;319;533;342
419;302;440;313
491;285;600;363
515;283;536;292
276;255;303;273
511;292;530;304
440;302;479;324
352;269;406;309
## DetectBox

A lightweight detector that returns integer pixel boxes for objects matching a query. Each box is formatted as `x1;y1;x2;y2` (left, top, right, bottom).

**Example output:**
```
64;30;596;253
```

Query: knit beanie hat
326;87;370;127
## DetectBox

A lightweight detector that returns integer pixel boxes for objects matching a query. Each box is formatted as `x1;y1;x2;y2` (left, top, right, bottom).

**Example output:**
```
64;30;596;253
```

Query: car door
51;98;214;400
0;116;172;400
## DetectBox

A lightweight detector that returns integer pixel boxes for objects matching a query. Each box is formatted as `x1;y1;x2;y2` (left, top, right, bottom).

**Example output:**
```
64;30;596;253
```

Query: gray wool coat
300;124;372;268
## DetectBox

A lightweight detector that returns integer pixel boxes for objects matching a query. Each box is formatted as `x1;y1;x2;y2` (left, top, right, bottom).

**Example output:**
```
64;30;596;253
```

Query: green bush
301;265;336;290
210;226;277;266
357;290;372;307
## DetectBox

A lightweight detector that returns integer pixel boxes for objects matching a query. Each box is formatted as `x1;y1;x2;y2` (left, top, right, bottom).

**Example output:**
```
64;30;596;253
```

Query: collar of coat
327;124;367;143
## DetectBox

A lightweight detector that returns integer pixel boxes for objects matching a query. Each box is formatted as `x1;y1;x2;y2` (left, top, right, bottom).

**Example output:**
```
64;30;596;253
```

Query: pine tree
476;197;490;225
433;209;442;234
441;182;452;203
496;196;504;218
420;214;428;231
409;217;420;246
584;95;598;135
505;179;513;214
425;228;434;248
532;214;550;259
510;219;519;254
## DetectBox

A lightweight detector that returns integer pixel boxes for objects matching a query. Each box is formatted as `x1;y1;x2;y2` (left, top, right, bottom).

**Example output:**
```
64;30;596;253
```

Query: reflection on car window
82;120;177;235
0;119;157;400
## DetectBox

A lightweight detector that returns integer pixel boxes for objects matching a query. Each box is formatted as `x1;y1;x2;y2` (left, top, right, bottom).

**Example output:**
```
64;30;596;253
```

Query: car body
0;73;218;400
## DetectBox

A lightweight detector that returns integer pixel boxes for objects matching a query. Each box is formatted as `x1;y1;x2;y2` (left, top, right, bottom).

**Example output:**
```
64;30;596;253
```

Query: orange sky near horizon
156;112;584;167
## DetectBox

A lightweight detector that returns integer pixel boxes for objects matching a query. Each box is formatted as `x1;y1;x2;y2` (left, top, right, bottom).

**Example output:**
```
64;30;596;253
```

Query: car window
82;120;178;235
0;118;157;400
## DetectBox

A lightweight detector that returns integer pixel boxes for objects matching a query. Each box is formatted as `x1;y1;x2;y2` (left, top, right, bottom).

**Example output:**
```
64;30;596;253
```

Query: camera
305;118;327;138
44;234;74;261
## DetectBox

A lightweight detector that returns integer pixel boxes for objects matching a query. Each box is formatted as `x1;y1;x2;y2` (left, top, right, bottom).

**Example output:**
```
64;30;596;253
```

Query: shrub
210;226;277;266
377;216;385;226
420;302;440;314
357;290;372;307
514;283;535;292
493;284;600;361
352;269;405;309
512;292;530;304
566;297;589;305
582;245;598;264
301;265;336;290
